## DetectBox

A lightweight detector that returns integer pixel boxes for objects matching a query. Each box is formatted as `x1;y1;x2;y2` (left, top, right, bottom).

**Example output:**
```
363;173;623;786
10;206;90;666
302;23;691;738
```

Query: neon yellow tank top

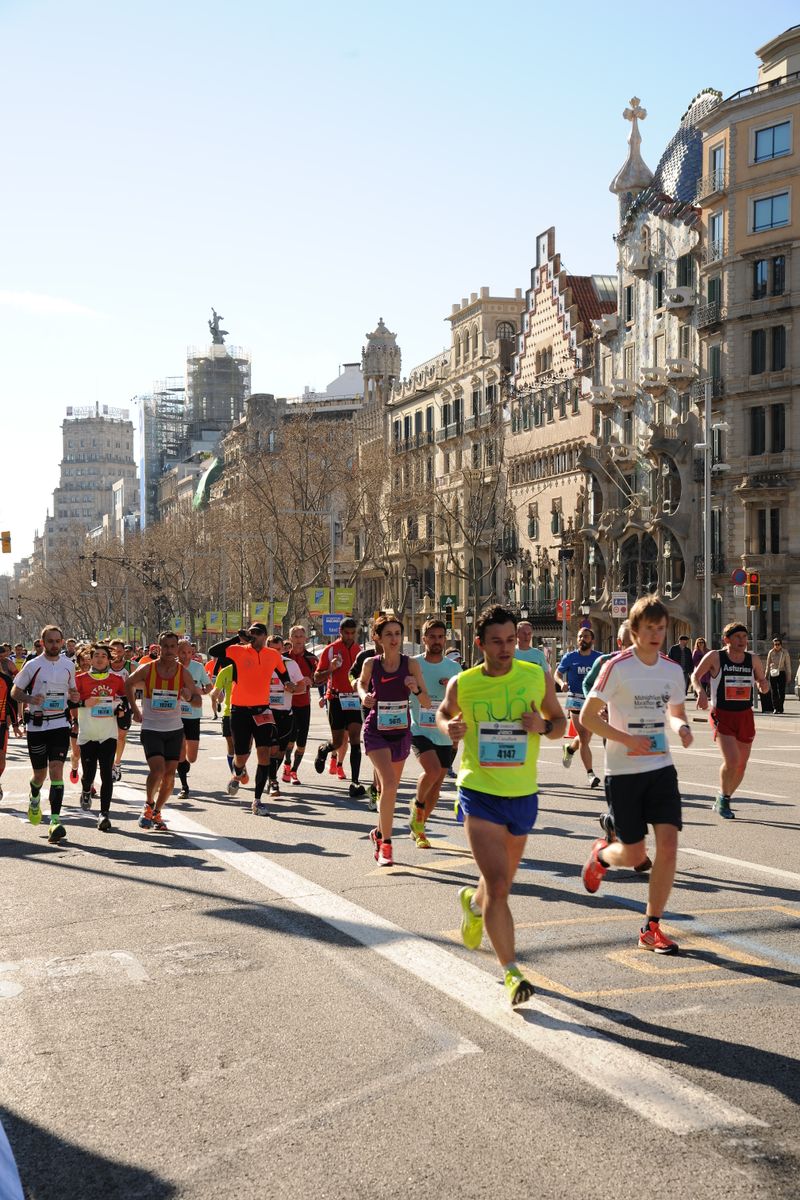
456;659;546;797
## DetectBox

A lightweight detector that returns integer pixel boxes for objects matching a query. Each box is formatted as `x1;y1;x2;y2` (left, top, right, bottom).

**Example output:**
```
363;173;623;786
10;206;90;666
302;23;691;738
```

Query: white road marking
680;780;786;800
160;809;765;1135
679;847;800;885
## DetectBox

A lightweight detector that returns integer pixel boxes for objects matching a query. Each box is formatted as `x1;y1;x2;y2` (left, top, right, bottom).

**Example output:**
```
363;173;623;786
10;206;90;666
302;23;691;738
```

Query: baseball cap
248;622;268;635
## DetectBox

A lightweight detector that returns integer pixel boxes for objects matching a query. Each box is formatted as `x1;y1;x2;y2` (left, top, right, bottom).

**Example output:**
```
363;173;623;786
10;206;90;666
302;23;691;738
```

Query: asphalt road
1;695;798;1200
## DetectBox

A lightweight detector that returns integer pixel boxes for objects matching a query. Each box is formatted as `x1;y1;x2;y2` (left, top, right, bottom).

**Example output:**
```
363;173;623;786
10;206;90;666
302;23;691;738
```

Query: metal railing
702;238;727;265
696;301;723;329
694;554;725;578
690;377;725;404
725;68;800;105
695;169;727;202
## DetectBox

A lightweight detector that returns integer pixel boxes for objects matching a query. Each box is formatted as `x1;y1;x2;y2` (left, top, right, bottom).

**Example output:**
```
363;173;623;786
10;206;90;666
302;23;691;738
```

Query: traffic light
745;571;760;609
1;531;10;554
445;603;454;629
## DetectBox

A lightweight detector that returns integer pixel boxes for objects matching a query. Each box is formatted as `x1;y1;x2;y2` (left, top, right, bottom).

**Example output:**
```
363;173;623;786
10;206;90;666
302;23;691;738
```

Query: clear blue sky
2;0;797;566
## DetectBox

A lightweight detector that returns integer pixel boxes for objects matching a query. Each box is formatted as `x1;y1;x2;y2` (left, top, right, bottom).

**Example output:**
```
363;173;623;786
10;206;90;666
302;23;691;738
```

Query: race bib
627;720;667;756
151;688;177;711
338;693;361;711
566;692;583;711
724;681;751;702
418;705;438;728
93;701;114;718
478;722;528;767
43;691;66;711
253;710;275;727
180;700;195;718
270;686;290;710
377;701;409;731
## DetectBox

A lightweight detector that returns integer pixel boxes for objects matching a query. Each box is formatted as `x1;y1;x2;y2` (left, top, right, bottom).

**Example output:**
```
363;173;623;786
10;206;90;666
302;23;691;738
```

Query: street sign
440;594;457;608
733;585;745;598
611;592;628;618
558;547;575;561
321;613;344;637
555;599;572;621
731;568;747;586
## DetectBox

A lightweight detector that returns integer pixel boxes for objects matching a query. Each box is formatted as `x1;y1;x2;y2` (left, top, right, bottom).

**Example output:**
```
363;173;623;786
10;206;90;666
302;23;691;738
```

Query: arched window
472;328;479;357
463;331;470;359
496;321;515;341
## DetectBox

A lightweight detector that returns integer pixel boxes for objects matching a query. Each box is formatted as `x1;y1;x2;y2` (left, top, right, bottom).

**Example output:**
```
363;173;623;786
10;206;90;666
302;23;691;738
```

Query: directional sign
733;585;745;598
322;613;344;637
731;568;747;586
611;592;628;618
440;594;457;608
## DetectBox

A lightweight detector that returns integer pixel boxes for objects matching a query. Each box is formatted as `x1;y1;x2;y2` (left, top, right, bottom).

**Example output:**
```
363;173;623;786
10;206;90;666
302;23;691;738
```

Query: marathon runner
555;627;602;788
348;622;383;804
691;621;770;819
313;617;363;793
74;643;126;830
0;657;11;801
436;604;565;1006
281;626;318;787
580;595;693;954
408;618;461;848
208;622;295;814
210;662;235;779
514;621;549;671
108;638;133;781
176;638;214;799
125;632;200;830
11;625;79;843
68;644;92;787
357;615;430;867
265;635;304;797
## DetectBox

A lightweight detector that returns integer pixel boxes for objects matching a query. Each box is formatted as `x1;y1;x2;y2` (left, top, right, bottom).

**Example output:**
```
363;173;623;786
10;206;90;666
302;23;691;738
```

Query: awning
192;456;222;510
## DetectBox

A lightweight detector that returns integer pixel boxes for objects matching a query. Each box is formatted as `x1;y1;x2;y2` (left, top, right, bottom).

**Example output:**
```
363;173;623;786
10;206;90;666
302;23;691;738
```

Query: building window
426;405;433;433
654;270;664;309
471;388;481;416
676;253;694;287
751;328;766;374
414;410;422;435
527;515;539;540
749;407;766;455
753;260;768;299
772;255;785;296
463;331;470;358
471;442;480;468
771;403;785;452
571;384;579;414
752;192;789;233
709;343;722;381
754;120;791;163
403;415;411;440
623;412;633;444
624;285;634;324
559;387;567;418
623;344;635;378
678;325;691;360
771;325;786;371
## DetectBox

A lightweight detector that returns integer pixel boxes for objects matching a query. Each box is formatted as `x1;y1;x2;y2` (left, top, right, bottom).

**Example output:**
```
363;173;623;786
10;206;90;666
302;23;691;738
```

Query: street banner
306;587;330;616
112;625;126;639
556;599;572;621
334;587;355;614
251;601;268;621
171;617;185;635
273;601;289;624
205;611;223;634
611;592;628;618
322;613;344;637
227;612;242;631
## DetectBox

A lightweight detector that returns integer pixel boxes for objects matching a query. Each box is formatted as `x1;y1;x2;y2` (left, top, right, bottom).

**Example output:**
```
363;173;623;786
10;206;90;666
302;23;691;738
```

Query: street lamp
405;561;419;652
694;378;730;645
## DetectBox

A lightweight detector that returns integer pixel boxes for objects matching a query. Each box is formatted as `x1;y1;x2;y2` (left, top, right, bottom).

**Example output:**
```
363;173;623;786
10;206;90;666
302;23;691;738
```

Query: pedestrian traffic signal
1;531;10;554
445;603;454;629
745;571;760;609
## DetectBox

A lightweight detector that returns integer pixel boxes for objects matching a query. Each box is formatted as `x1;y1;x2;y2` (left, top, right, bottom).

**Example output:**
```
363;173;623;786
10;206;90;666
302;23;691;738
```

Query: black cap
248;622;268;635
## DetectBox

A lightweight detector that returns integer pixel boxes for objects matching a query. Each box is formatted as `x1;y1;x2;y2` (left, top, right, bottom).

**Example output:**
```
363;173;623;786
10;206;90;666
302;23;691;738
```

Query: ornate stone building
694;26;800;648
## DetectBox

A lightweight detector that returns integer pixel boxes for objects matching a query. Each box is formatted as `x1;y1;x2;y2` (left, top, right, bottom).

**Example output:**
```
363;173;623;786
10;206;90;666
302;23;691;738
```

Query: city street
1;698;798;1199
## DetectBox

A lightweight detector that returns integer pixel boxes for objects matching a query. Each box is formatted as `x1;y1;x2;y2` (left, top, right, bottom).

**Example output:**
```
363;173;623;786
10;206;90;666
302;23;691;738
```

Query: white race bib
377;700;409;731
627;719;667;756
418;705;438;727
92;701;114;718
43;691;66;711
338;693;361;711
180;700;195;718
478;722;528;767
151;688;178;711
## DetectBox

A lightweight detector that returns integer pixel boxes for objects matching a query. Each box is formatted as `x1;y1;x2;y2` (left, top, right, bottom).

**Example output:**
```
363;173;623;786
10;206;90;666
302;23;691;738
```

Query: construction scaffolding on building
138;377;187;528
185;343;251;440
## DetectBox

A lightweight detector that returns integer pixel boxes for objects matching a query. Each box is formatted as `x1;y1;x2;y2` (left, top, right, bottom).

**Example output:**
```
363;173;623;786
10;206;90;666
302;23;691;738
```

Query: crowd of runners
0;600;774;1006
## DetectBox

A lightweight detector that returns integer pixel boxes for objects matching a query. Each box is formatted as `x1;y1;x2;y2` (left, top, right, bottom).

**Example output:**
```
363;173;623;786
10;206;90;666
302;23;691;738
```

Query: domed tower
609;97;654;223
361;317;401;407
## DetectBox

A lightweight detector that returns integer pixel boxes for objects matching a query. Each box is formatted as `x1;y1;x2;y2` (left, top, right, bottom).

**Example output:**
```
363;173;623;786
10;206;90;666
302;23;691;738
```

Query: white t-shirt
14;654;76;731
269;658;304;712
588;648;686;777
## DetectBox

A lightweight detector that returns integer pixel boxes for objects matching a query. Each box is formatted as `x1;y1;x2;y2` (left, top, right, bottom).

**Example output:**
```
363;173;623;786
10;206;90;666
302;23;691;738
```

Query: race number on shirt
151;689;177;711
478;722;528;767
377;701;409;731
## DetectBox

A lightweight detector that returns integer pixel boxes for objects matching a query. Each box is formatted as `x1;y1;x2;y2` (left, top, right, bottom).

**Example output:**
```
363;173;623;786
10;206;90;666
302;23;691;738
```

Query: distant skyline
2;0;797;567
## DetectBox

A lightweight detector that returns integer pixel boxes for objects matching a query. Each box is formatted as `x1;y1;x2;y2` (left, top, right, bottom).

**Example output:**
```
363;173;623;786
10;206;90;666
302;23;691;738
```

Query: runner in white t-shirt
265;635;305;805
578;595;693;955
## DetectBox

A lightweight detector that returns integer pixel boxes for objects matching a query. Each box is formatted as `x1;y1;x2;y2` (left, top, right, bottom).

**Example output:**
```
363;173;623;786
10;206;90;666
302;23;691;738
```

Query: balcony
697;300;724;330
611;377;638;408
665;286;695;315
464;415;476;432
609;441;636;464
690;376;724;406
666;357;698;390
592;313;618;340
702;238;727;266
627;247;650;276
640;367;669;397
588;384;615;411
694;554;725;578
695;169;728;203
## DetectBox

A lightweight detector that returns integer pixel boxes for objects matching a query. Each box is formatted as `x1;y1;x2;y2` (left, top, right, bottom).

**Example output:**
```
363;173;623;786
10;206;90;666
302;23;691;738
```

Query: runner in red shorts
692;621;769;819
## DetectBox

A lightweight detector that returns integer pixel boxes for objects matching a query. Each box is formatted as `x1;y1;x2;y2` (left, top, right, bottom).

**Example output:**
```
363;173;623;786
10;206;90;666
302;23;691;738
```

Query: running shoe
240;771;250;786
412;829;431;850
255;801;270;817
562;744;574;769
599;810;616;841
111;765;120;783
69;768;79;785
178;786;190;799
713;794;735;819
581;838;608;894
48;816;67;844
314;745;327;774
80;789;92;811
349;783;366;798
458;886;483;950
97;813;112;832
638;921;679;955
290;771;301;786
28;794;42;825
227;777;240;797
335;764;346;781
328;755;338;776
588;772;601;789
368;784;379;811
504;967;535;1008
138;804;155;829
268;780;281;797
0;783;3;801
152;812;168;831
369;827;382;861
377;841;393;867
282;764;292;784
634;856;653;873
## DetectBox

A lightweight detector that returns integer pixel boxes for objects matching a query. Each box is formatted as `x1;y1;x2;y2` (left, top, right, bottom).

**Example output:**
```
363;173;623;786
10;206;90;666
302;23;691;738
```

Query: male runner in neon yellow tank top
437;604;566;1006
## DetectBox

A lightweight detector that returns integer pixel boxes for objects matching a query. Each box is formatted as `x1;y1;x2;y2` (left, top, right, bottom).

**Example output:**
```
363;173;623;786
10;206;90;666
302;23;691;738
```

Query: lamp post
694;379;730;646
405;561;419;653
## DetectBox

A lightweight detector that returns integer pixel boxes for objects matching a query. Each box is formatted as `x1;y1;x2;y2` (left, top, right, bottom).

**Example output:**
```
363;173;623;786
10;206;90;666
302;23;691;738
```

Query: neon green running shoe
28;794;42;825
458;886;483;950
504;967;535;1008
48;816;67;844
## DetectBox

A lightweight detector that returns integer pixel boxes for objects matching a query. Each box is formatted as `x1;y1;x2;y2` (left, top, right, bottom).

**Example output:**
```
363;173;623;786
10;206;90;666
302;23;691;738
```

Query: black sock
283;749;292;766
643;916;659;931
177;762;189;785
49;781;64;815
30;781;41;798
234;764;245;777
350;745;361;784
292;750;304;772
268;758;279;782
255;764;269;798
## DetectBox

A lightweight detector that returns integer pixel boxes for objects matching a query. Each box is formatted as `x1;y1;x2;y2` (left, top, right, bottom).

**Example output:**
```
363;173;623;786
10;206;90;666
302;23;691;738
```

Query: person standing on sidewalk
668;634;693;696
765;638;791;715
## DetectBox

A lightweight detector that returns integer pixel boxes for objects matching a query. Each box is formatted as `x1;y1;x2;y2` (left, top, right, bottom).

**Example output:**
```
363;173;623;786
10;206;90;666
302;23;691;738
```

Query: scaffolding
138;377;187;527
185;343;251;439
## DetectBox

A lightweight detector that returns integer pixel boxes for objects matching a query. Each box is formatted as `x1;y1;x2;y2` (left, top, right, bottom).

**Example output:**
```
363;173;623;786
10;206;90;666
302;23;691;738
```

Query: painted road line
679;846;800;885
159;808;764;1135
680;780;786;800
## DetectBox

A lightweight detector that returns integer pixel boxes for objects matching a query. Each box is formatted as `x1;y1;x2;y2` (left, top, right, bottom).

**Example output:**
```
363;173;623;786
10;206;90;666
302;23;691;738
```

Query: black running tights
79;738;116;810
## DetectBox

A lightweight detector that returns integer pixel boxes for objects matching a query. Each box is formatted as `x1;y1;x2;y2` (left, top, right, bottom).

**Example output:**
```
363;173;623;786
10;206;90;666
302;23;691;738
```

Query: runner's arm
435;675;466;744
751;655;770;694
356;658;375;707
690;650;718;707
522;672;566;738
406;658;431;709
579;695;651;753
667;702;693;747
313;648;331;685
208;635;241;665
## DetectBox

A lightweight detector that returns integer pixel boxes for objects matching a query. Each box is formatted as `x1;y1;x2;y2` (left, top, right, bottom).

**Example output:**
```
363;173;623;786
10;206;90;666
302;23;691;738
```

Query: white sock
469;897;482;916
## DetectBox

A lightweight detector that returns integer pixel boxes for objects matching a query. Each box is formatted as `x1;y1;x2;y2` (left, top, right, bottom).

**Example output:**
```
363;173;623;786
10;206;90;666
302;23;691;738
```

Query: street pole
561;554;567;653
330;507;335;614
703;378;712;646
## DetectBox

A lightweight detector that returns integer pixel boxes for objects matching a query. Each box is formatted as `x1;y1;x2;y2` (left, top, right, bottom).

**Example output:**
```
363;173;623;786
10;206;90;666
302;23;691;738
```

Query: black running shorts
231;707;277;755
291;706;311;748
328;696;363;732
221;715;232;738
141;728;185;762
411;734;456;769
272;710;294;751
605;765;682;844
181;718;201;742
26;726;70;771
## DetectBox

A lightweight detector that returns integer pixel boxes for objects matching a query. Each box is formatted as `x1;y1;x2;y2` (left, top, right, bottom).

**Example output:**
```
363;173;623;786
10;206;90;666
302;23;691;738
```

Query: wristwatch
542;719;554;736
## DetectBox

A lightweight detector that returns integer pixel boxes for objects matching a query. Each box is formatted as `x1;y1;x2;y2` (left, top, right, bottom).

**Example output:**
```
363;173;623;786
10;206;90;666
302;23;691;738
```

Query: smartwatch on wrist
542;719;554;736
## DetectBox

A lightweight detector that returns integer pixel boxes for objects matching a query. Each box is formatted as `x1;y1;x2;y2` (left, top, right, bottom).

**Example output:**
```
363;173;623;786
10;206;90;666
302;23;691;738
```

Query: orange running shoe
328;755;338;775
335;764;346;781
240;770;250;786
638;921;679;955
581;838;608;894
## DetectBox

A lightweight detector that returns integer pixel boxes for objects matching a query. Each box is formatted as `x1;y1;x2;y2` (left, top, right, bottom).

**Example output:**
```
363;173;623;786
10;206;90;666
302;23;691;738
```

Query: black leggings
80;738;116;811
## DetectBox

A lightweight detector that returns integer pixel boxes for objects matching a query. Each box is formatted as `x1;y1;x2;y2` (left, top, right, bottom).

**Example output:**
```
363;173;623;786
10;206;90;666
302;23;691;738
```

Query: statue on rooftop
209;308;229;344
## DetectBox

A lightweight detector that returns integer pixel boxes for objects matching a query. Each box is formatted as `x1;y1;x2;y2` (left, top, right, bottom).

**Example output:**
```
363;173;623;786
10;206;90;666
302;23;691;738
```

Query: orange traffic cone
566;715;577;739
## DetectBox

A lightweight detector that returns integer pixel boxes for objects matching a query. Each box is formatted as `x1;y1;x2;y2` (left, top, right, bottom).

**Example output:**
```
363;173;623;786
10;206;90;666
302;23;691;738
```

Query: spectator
765;638;791;715
668;634;693;694
692;637;710;698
